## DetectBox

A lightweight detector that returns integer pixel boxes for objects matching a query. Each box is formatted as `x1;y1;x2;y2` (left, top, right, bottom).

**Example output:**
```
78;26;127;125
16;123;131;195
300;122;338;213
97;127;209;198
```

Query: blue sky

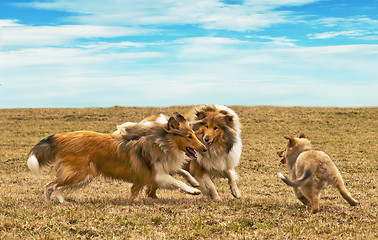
0;0;377;108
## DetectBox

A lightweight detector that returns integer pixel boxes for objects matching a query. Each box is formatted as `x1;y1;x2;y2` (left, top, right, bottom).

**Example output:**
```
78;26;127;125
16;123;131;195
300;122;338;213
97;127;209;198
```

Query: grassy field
0;106;377;239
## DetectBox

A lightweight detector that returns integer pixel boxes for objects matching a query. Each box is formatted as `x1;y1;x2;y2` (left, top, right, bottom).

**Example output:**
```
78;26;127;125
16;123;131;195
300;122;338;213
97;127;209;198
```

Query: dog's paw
190;188;201;195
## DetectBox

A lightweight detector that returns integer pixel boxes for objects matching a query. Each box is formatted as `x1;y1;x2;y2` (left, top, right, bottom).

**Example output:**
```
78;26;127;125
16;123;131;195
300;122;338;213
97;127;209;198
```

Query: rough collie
27;113;207;203
114;113;201;198
277;134;358;213
116;105;242;200
185;104;242;200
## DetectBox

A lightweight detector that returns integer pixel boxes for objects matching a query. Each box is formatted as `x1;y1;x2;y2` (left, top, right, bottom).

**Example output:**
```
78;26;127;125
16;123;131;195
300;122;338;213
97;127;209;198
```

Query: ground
0;106;377;239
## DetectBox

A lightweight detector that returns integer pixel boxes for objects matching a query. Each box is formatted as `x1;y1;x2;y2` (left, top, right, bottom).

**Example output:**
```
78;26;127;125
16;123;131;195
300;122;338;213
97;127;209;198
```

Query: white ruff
154;151;186;175
197;136;242;174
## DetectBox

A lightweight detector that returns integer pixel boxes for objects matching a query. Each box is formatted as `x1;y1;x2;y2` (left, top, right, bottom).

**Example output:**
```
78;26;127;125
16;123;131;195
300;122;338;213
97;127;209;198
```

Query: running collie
27;113;207;203
115;105;242;201
185;104;242;200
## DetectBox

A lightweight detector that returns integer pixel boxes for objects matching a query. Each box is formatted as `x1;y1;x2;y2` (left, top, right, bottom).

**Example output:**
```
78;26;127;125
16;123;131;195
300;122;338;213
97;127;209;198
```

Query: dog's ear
168;116;179;130
284;135;295;146
299;133;306;138
173;112;186;123
224;115;233;127
196;111;206;120
219;110;229;115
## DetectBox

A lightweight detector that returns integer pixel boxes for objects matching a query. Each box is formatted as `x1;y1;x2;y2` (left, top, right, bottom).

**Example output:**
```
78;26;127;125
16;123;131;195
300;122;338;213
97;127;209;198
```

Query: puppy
277;134;359;213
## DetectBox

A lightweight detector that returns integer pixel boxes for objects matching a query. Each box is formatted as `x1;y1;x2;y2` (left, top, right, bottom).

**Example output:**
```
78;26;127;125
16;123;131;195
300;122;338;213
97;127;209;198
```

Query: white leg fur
155;173;201;195
27;154;40;178
226;169;241;198
177;169;200;187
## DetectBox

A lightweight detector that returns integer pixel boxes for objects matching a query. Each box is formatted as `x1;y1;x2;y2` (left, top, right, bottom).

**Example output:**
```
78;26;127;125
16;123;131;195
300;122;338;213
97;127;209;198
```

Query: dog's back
278;135;358;213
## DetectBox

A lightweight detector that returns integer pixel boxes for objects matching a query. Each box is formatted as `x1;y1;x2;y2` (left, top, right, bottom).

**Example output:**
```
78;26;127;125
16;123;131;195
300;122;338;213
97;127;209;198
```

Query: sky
0;0;377;108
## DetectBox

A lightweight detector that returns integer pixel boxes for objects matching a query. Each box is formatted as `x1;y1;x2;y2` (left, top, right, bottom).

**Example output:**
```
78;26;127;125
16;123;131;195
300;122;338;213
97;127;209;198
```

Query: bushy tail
278;170;312;187
27;135;57;178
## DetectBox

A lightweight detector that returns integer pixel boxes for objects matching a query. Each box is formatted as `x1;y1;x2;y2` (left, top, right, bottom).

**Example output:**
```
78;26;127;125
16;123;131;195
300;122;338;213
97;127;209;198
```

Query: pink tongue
187;147;195;156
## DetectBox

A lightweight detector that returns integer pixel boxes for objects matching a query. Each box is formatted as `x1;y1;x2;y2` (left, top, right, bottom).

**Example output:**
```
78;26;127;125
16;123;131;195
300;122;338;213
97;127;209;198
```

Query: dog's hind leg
225;169;241;199
130;184;144;200
293;188;310;205
45;182;56;203
146;184;158;199
300;187;319;213
55;187;65;203
44;182;66;203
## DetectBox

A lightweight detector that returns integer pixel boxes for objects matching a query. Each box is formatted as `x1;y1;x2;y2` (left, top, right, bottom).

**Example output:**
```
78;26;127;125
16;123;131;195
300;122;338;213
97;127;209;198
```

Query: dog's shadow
53;195;207;207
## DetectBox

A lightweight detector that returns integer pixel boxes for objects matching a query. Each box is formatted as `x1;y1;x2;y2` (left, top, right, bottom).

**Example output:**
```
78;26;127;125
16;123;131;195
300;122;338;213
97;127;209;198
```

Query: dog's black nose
203;147;207;152
204;136;210;142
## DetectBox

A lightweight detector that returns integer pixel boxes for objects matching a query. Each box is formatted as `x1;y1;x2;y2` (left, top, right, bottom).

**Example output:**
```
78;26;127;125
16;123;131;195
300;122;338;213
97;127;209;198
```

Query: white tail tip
278;172;285;179
27;155;40;178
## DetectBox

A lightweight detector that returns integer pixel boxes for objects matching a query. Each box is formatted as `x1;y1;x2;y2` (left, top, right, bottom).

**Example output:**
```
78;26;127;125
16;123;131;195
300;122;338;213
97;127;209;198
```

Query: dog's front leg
199;174;221;201
154;173;201;195
177;169;200;187
225;169;241;199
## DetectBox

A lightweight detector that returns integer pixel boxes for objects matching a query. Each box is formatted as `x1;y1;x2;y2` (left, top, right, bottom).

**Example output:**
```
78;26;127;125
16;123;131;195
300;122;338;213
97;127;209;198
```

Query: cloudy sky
0;0;377;108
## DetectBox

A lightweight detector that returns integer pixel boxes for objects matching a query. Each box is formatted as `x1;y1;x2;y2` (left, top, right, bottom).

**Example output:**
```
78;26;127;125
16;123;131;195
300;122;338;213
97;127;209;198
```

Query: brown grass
0;106;377;239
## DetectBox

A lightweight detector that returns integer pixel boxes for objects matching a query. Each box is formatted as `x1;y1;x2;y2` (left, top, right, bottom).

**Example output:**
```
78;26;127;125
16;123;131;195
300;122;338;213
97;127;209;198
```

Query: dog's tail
278;170;312;187
27;135;57;178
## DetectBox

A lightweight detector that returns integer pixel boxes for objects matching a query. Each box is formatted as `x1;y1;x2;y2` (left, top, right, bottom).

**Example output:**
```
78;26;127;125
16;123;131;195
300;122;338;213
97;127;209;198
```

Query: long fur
277;134;359;213
185;104;242;200
114;105;242;200
27;113;206;203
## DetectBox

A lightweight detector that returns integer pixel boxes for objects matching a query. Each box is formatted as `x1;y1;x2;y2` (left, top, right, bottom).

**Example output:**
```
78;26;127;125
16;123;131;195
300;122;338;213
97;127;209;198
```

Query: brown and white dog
116;105;242;200
277;134;359;213
27;113;207;203
185;104;242;200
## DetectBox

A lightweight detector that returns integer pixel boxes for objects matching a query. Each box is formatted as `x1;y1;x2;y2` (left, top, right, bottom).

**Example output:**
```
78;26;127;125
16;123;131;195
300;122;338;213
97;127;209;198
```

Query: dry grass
0;106;377;239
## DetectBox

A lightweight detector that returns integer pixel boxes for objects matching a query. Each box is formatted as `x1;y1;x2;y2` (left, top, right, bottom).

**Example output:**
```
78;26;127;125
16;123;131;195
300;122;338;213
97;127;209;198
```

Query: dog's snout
204;136;210;142
203;147;207;152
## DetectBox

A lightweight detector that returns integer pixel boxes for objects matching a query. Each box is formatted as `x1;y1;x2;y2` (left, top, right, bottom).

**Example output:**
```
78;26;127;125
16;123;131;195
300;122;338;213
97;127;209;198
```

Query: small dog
27;113;207;203
277;134;359;213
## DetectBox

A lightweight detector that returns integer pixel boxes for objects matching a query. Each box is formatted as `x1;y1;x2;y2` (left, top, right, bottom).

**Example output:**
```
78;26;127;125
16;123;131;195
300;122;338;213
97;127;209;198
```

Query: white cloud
0;22;157;49
308;30;367;39
0;47;164;69
14;0;319;31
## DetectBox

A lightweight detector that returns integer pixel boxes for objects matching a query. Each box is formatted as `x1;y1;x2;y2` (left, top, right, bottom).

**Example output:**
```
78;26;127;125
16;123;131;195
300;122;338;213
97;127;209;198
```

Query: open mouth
186;147;198;159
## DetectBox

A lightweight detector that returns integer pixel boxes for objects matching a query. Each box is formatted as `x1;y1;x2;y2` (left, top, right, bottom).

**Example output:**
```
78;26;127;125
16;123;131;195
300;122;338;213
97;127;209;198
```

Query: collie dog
185;104;242;200
114;113;201;198
277;134;358;213
116;105;242;201
27;113;207;203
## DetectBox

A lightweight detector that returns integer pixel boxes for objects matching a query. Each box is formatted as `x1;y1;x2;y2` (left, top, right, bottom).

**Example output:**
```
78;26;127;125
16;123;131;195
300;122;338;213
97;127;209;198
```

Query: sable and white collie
114;113;201;198
115;105;242;201
27;113;207;203
185;104;242;200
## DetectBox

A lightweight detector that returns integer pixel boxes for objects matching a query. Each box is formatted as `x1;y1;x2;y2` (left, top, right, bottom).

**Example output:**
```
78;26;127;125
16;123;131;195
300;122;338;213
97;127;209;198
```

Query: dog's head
190;109;234;149
166;112;207;159
278;133;311;165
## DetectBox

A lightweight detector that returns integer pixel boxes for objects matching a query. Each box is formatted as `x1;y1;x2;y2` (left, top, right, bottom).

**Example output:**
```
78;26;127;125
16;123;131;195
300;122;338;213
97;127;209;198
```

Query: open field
0;106;377;239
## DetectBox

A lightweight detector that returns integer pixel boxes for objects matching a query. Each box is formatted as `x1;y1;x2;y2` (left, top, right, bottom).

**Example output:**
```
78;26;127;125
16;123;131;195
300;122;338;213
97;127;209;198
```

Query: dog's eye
206;126;209;129
187;135;193;139
214;127;218;130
